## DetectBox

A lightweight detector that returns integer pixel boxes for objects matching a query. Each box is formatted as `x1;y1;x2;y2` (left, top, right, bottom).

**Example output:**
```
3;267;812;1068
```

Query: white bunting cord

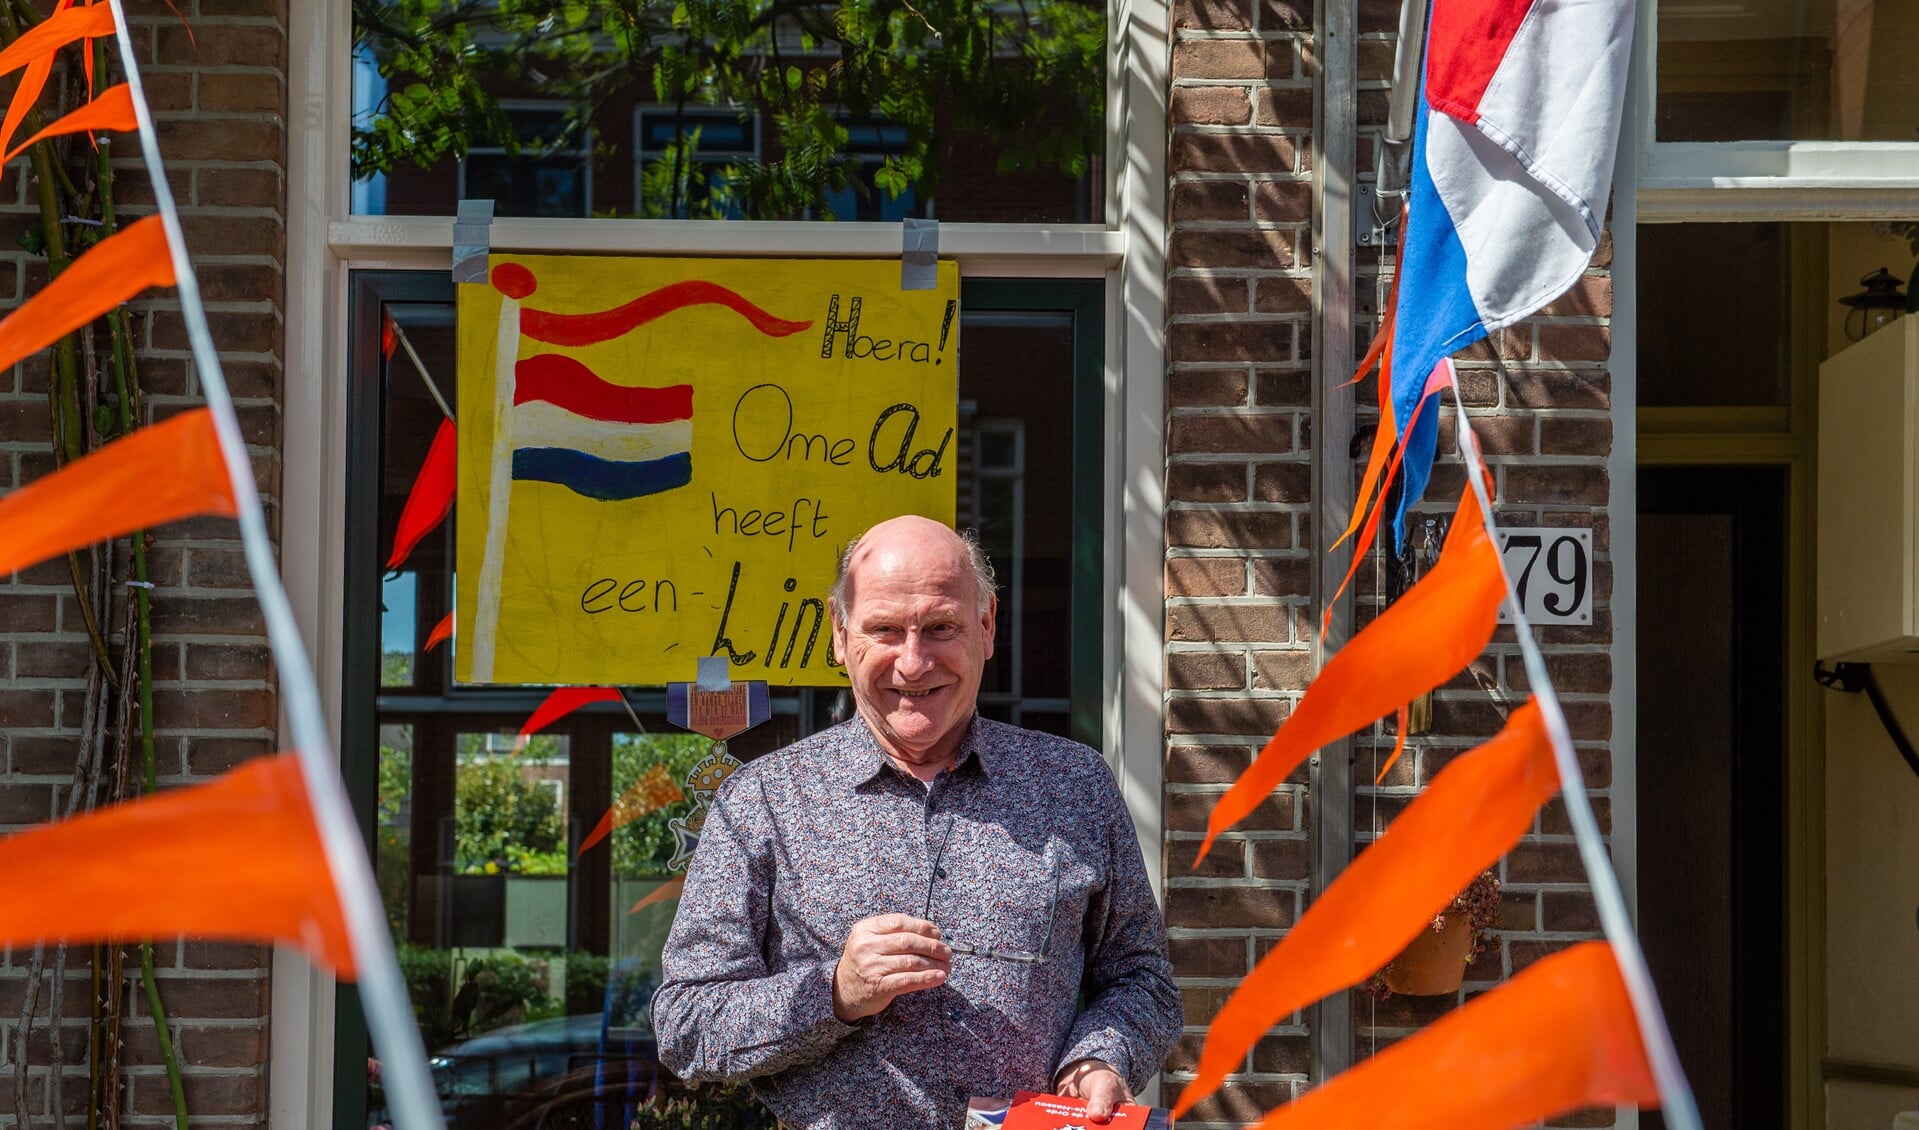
104;5;448;1129
1442;364;1703;1130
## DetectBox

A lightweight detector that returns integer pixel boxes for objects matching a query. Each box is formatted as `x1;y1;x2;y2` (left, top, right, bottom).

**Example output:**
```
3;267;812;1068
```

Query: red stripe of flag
513;355;692;425
1423;0;1535;122
518;280;813;347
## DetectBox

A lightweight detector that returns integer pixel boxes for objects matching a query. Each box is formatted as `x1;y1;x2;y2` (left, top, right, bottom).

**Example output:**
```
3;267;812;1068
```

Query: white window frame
1634;0;1919;221
277;0;1168;1122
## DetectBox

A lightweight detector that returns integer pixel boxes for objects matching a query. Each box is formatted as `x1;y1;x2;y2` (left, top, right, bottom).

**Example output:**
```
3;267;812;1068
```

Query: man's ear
980;594;998;661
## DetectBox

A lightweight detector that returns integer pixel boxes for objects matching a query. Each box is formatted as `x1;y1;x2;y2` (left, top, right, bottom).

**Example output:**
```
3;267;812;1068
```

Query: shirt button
935;866;948;878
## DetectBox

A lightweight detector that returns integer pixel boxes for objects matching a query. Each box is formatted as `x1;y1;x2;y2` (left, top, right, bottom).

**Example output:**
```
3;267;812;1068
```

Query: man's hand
832;914;952;1021
1054;1058;1131;1122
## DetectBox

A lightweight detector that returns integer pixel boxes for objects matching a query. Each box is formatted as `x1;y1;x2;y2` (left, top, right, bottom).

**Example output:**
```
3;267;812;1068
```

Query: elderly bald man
652;515;1178;1129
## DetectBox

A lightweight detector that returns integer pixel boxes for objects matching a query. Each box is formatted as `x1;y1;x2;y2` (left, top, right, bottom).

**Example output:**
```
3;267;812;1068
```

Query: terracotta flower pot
1383;915;1474;996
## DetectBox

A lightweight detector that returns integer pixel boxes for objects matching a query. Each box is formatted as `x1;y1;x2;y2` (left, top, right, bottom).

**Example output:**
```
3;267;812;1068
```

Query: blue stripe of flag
511;448;692;502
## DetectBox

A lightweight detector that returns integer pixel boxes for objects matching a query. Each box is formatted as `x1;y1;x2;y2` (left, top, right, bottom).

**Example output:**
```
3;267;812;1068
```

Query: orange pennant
3;82;135;163
0;408;235;578
2;54;54;162
0;753;356;977
0;214;175;376
1197;481;1504;862
0;5;114;78
627;876;686;915
515;686;624;752
1177;701;1556;1116
579;763;685;856
424;612;453;652
386;418;456;571
1246;942;1659;1130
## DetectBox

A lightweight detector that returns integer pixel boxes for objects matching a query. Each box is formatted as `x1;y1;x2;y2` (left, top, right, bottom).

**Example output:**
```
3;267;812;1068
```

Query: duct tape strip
696;655;733;691
451;199;496;284
901;217;938;290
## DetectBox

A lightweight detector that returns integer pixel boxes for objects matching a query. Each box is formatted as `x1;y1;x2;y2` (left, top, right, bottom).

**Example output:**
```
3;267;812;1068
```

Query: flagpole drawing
472;295;522;683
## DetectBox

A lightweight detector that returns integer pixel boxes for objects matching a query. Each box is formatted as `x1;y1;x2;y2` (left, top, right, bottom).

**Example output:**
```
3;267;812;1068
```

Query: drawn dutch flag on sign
509;354;694;502
471;262;813;681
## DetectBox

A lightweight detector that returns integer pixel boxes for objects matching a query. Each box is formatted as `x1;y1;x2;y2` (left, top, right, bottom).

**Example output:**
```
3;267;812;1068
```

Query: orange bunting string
1197;480;1504;862
0;753;357;977
423;612;453;652
515;686;624;752
578;763;685;856
0;4;115;78
627;876;686;916
0;407;234;578
1379;703;1411;785
0;214;174;377
1175;701;1556;1116
2;54;54;162
385;417;456;571
3;83;135;163
1245;942;1659;1130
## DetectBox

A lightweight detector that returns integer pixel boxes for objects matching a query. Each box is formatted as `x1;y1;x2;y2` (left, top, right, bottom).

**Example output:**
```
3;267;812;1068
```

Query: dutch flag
509;354;694;502
1385;0;1634;543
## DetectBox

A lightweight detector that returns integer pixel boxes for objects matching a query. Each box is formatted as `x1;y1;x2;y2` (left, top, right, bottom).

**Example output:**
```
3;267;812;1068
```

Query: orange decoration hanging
1245;942;1660;1130
1196;480;1504;862
1176;701;1555;1116
578;763;685;856
0;753;356;977
423;611;453;652
386;417;456;571
515;686;624;752
0;214;175;377
2;83;136;163
0;407;234;578
2;54;55;161
0;4;115;79
627;876;686;915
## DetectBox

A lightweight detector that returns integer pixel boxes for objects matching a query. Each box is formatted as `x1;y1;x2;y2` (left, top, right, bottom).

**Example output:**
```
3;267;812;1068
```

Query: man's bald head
829;516;997;618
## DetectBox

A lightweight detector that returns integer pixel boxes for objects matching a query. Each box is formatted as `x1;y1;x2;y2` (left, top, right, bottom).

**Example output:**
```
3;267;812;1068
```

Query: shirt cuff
1056;1040;1134;1093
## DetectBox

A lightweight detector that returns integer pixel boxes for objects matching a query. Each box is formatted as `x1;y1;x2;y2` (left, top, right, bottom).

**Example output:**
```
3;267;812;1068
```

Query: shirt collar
837;713;992;789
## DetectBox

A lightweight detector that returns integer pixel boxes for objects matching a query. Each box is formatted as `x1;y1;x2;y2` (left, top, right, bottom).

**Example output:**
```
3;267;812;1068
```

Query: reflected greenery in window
351;0;1105;219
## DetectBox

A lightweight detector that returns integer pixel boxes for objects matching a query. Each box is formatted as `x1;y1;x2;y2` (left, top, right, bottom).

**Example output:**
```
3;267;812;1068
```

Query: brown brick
1250;836;1309;880
1251;460;1309;502
1169;788;1294;836
1167;510;1292;549
1468;414;1534;455
1171;39;1268;80
180;643;272;682
1169;650;1246;690
1172;180;1252;223
1357;40;1396;80
1540;416;1612;457
155;118;286;164
1509;651;1610;695
0;781;53;823
1171;320;1294;364
1250;556;1309;597
1252;276;1310;315
1168;557;1249;597
1506;842;1587;885
152;688;275;731
185;738;276;776
1548;1108;1621;1128
1170;274;1250;316
1166;884;1294;931
1540;890;1601;932
1166;694;1291;735
1256;87;1312;128
176;214;285;262
13;641;90;678
1541;796;1611;836
1505;368;1609;409
1169;369;1250;407
156;25;286;69
0;688;56;727
1250;648;1311;690
0;395;51;441
1509;937;1578;973
1167;603;1292;644
1506;465;1608;505
1170;935;1250;978
132;1071;263;1117
199;73;285;116
1173;0;1253;30
1172;132;1298;175
1171;413;1293;454
1254;368;1310;406
198;168;284;210
1535;323;1611;363
1259;0;1311;30
1167;743;1252;784
1165;1081;1298;1125
1171;227;1295;269
1541;275;1612;318
1173;85;1254;126
149;597;266;636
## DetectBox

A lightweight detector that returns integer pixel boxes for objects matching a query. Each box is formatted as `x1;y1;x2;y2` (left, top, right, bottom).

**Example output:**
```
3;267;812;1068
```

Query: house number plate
1496;528;1593;626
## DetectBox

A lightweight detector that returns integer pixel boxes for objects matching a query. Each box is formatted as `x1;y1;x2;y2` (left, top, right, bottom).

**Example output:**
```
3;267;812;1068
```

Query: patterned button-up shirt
651;715;1180;1129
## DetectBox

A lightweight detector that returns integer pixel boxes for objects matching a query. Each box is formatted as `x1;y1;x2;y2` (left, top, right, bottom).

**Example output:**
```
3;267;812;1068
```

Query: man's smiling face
832;518;995;770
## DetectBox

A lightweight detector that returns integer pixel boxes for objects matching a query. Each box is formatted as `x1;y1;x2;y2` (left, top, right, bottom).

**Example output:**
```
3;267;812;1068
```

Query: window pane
351;5;1105;222
1657;0;1919;141
1637;223;1793;407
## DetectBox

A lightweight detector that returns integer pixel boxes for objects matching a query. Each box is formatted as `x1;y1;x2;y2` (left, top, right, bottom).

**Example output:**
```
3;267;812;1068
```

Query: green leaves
353;0;1105;218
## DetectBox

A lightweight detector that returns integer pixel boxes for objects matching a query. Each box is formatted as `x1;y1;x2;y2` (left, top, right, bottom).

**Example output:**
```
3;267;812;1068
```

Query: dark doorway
1637;466;1788;1130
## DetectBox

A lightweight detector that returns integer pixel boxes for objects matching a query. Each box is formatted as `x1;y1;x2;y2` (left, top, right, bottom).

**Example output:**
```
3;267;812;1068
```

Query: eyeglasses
923;816;1060;964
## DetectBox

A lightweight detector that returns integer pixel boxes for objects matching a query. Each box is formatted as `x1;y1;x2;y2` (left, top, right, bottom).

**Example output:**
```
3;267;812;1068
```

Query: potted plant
1366;870;1502;998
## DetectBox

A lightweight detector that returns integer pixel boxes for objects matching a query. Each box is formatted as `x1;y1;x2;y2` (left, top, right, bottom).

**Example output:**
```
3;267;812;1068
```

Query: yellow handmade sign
455;254;959;686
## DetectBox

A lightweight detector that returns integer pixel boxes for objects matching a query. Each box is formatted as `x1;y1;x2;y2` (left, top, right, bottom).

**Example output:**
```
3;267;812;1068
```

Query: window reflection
1658;0;1919;141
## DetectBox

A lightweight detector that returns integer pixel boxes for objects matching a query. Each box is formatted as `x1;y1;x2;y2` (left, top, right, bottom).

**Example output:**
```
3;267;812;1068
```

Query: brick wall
1161;0;1615;1123
0;1;287;1126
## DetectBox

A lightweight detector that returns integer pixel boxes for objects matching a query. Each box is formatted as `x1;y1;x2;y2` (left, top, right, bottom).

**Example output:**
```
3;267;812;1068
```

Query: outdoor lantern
1840;267;1907;342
